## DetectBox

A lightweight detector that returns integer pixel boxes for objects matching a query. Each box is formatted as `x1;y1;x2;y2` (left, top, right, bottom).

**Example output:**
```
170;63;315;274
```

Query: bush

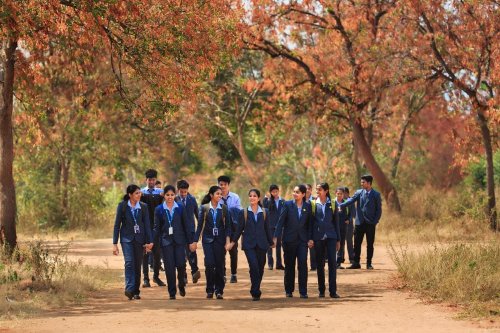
389;242;500;317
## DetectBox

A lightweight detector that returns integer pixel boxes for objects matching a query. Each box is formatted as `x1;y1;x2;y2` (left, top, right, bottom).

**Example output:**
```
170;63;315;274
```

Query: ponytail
201;185;222;205
123;184;141;201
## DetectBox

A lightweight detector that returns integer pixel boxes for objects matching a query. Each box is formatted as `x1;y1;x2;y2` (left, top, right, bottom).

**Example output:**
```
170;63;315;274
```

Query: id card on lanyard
165;209;174;235
211;208;219;236
131;207;140;234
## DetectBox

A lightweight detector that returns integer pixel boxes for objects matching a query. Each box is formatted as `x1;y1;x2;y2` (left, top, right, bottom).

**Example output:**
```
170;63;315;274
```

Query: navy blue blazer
232;208;273;251
263;197;285;228
153;203;193;247
175;194;198;236
195;203;232;244
113;201;152;245
340;189;382;225
274;200;313;244
312;200;341;241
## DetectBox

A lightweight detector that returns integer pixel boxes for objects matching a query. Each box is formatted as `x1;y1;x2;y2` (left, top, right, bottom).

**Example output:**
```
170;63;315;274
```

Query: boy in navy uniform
306;184;317;271
263;184;285;270
140;169;166;287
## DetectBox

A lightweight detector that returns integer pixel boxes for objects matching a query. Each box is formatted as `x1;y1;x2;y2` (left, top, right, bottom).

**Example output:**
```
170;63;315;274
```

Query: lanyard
165;208;174;227
130;207;139;225
210;208;218;227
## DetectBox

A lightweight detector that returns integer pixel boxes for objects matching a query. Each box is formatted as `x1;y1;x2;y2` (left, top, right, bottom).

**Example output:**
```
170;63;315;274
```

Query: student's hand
345;220;349;224
270;242;276;249
112;244;119;256
273;237;277;247
189;243;197;252
308;240;314;248
336;241;340;252
225;243;233;251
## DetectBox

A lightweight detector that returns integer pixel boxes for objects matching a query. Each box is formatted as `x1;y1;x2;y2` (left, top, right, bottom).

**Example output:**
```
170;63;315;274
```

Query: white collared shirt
315;197;330;217
141;186;163;195
221;191;242;209
162;201;179;218
247;205;263;222
128;200;141;209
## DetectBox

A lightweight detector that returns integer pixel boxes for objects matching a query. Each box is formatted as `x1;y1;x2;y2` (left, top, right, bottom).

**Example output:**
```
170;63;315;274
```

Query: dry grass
0;240;111;319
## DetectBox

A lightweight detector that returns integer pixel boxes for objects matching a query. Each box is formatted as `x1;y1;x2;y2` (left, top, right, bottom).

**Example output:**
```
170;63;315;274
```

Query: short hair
155;180;162;185
306;183;313;190
361;174;373;184
343;186;350;194
145;169;158;179
217;175;231;184
335;187;345;193
269;184;279;192
163;185;176;194
177;179;190;189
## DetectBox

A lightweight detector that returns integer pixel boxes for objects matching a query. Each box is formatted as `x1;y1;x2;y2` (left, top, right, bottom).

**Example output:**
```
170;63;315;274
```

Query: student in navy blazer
273;184;314;298
342;187;355;264
263;184;285;270
190;186;232;299
175;179;201;284
231;189;274;301
339;175;382;270
113;184;154;300
153;185;194;299
312;183;341;298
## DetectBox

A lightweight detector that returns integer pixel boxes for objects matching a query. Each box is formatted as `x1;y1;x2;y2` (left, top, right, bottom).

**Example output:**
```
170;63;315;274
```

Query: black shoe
319;293;325;298
133;295;141;300
124;291;134;300
192;270;201;284
230;275;237;283
142;280;151;288
330;293;340;299
179;287;186;297
268;266;273;270
159;266;165;272
252;296;261;301
216;293;224;300
223;276;227;283
184;277;188;285
367;264;374;270
153;277;166;286
337;264;345;269
300;294;308;299
169;295;176;300
347;263;361;269
276;265;285;270
286;293;293;298
207;293;214;299
310;268;317;272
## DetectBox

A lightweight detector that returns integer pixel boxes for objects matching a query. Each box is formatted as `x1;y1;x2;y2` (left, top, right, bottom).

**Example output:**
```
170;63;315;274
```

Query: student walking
263;185;285;270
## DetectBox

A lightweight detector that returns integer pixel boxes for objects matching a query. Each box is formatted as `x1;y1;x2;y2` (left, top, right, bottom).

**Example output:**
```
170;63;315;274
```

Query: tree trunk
236;124;260;186
60;158;70;225
351;117;402;212
391;116;411;179
476;105;497;230
0;39;18;251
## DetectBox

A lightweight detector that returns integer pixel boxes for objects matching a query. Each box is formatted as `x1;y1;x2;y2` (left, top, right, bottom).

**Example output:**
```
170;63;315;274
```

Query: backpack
200;203;228;239
243;207;267;228
311;199;337;216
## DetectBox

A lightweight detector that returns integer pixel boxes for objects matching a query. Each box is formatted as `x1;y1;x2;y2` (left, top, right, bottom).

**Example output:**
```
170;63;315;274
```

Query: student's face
155;183;162;189
336;190;344;202
146;177;156;189
270;189;279;198
164;190;176;204
316;186;327;199
292;187;305;201
129;189;142;202
218;181;229;195
178;188;188;198
360;179;370;190
248;191;260;205
211;190;222;203
306;186;312;198
343;191;349;199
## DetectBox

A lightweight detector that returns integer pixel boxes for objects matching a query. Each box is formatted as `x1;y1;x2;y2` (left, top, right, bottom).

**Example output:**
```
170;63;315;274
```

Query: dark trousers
309;247;317;269
345;222;354;262
161;243;187;297
142;242;161;281
185;246;199;274
228;241;238;275
267;227;283;268
315;238;338;295
337;222;348;264
353;223;377;264
121;241;144;295
203;241;226;295
283;242;308;295
244;247;267;298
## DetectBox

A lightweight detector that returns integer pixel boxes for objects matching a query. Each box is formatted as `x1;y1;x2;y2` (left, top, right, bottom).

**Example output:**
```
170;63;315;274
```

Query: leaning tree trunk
0;39;18;251
476;105;497;230
236;123;260;187
351;116;402;212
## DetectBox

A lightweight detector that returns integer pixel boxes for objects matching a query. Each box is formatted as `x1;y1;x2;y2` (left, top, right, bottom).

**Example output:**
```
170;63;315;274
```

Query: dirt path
1;239;497;332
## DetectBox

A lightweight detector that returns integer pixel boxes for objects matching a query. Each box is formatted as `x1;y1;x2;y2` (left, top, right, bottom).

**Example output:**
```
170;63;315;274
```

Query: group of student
112;169;382;301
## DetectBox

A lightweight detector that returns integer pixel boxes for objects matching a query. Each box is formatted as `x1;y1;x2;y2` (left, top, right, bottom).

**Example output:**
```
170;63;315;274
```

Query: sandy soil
1;239;498;333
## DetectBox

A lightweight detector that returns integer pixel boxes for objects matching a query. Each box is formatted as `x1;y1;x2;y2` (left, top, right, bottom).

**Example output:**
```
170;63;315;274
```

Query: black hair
294;184;307;203
361;174;373;184
145;169;158;179
217;175;231;184
155;180;162;185
343;186;350;194
335;187;345;193
318;182;331;199
201;185;222;205
269;184;279;192
163;185;176;194
123;184;141;201
248;188;263;207
306;183;313;190
177;179;190;189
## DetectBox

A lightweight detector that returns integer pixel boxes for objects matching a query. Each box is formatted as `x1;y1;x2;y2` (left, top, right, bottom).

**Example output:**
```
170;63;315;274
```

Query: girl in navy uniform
263;184;285;270
153;185;194;299
112;185;153;300
273;184;313;298
190;186;231;299
312;183;340;298
230;189;274;301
